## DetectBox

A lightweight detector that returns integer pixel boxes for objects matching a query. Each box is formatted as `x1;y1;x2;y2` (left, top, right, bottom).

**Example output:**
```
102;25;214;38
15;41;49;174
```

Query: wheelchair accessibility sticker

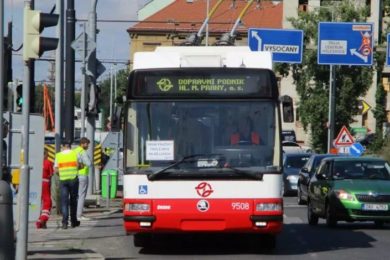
138;185;148;195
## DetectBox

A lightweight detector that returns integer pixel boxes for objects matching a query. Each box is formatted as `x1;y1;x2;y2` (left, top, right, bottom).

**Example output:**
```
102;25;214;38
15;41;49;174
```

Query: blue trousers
60;178;79;225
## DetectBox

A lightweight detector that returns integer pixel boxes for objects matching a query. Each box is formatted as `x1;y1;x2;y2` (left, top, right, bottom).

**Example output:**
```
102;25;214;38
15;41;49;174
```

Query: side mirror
301;167;309;174
316;173;327;180
280;95;294;123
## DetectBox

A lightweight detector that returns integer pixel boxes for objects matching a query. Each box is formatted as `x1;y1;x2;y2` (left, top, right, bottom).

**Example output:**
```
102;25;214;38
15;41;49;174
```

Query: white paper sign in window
146;140;174;161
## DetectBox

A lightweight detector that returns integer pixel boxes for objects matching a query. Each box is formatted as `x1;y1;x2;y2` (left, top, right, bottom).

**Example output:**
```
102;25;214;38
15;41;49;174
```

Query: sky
4;0;150;88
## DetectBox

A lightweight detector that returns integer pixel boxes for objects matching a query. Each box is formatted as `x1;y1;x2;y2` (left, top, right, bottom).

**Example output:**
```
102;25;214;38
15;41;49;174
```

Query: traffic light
23;7;59;61
16;84;23;112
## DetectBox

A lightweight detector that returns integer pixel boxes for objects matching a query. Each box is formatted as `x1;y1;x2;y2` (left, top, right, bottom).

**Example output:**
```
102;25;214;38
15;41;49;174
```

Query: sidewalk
27;198;122;259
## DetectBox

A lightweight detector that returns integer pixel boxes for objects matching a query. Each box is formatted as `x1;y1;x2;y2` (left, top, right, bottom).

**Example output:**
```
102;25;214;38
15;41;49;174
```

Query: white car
282;141;312;153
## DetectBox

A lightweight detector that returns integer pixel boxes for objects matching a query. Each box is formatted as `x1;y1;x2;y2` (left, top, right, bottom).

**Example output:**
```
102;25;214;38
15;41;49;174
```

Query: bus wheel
307;200;318;225
133;233;152;247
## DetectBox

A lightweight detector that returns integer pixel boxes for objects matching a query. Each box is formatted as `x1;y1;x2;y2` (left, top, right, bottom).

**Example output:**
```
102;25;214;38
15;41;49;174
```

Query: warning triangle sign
334;126;354;146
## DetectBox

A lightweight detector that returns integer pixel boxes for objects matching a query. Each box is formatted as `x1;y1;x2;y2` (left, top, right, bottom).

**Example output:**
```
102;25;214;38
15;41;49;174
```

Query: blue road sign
318;22;374;66
349;142;365;157
386;33;390;67
248;28;303;64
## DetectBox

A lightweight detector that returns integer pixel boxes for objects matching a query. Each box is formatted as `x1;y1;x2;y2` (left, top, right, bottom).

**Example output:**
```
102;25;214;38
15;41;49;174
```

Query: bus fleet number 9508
231;202;250;210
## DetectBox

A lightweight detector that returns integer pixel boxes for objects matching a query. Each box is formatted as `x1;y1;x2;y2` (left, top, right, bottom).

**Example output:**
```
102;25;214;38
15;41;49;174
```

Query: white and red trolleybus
122;46;288;248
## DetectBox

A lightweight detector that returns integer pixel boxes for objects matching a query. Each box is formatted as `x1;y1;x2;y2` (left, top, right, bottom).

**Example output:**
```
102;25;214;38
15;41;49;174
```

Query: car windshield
332;160;390;180
284;155;310;169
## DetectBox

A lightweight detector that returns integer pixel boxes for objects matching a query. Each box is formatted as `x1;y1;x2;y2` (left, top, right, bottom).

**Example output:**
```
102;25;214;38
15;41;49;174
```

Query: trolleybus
122;46;289;248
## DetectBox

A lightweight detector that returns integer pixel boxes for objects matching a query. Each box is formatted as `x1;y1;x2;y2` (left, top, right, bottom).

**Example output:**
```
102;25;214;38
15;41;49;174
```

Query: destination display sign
131;69;275;98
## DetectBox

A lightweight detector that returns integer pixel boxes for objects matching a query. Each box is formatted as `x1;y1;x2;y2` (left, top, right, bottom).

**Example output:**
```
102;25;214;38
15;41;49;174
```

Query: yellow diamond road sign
358;100;371;115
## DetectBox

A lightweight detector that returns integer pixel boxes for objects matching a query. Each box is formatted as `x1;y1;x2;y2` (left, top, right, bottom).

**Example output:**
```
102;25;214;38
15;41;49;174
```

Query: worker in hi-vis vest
54;142;83;229
73;137;92;221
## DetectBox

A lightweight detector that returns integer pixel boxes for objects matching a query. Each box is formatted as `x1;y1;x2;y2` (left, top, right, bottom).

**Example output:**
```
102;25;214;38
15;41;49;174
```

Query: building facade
127;0;390;145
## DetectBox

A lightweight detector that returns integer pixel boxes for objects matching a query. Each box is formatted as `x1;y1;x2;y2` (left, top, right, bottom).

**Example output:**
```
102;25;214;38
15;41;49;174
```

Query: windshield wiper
148;154;222;181
223;166;263;180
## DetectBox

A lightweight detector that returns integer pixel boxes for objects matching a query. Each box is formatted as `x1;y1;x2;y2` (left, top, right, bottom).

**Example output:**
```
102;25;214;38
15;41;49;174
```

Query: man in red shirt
36;150;54;229
230;116;260;145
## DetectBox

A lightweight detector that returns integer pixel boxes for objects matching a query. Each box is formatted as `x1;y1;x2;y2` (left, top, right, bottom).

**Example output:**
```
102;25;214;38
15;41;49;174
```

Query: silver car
282;152;311;195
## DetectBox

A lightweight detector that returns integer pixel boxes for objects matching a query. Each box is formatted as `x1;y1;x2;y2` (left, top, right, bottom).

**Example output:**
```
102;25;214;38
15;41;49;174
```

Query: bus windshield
125;101;280;174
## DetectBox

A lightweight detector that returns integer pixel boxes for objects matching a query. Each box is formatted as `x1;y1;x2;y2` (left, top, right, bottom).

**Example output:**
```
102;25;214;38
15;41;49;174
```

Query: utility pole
0;0;4;180
64;0;75;143
87;0;98;195
80;22;87;138
18;1;59;258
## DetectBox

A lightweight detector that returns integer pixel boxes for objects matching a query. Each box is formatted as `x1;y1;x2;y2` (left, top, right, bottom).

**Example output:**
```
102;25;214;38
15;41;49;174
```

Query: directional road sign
71;32;96;59
318;22;374;66
248;28;303;63
387;33;390;67
349;142;365;157
357;100;371;115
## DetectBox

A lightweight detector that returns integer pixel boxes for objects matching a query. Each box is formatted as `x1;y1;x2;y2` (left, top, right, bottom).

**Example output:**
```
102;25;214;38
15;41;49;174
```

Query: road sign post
248;28;303;63
386;33;390;67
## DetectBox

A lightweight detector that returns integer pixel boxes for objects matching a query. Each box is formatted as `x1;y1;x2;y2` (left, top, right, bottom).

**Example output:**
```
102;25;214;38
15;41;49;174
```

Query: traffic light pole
16;50;32;260
55;0;64;153
86;0;97;195
0;0;4;180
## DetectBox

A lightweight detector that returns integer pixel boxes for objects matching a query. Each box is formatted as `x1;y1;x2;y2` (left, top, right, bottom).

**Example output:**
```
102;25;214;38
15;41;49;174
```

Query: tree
370;0;390;151
98;68;129;117
277;0;373;152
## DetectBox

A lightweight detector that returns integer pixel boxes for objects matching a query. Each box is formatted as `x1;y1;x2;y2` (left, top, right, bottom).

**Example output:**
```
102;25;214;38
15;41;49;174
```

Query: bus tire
133;233;151;247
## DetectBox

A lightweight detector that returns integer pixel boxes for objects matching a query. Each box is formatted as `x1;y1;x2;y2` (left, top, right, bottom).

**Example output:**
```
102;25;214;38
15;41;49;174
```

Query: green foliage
278;0;375;153
98;68;129;116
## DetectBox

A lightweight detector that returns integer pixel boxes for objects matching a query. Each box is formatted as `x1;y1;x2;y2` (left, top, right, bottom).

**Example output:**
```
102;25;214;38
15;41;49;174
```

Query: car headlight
286;175;298;182
334;190;355;201
125;203;151;212
256;203;282;211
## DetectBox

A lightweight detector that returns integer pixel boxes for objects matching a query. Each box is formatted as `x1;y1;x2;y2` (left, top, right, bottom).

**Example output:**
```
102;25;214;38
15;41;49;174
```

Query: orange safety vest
56;150;78;181
230;132;260;145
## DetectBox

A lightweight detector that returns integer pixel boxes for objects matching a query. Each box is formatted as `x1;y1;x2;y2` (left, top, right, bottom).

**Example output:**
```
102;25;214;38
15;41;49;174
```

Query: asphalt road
28;197;390;259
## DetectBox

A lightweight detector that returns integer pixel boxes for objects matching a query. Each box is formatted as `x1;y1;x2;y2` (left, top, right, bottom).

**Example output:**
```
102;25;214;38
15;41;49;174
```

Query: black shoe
71;220;80;228
61;223;68;229
41;222;47;229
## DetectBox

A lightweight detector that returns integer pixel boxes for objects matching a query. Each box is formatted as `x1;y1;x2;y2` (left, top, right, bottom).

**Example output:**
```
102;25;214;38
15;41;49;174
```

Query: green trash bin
101;169;118;199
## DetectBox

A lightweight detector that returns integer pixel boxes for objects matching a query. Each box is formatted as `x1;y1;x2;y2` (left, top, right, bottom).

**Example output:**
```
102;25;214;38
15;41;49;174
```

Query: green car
307;156;390;227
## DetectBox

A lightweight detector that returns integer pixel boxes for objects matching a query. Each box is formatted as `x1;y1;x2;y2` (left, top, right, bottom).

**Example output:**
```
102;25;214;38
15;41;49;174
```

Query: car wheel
326;204;337;227
374;220;384;228
307;199;319;225
133;233;152;247
297;186;305;205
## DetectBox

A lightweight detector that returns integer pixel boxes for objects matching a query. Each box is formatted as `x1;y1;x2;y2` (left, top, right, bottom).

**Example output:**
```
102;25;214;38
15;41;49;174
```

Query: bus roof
133;46;273;70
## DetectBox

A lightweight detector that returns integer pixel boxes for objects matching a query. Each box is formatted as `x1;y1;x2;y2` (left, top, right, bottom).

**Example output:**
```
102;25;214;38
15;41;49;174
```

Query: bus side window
280;95;294;123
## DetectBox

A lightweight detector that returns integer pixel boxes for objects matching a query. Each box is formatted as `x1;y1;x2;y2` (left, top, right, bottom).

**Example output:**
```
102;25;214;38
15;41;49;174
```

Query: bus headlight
125;203;151;212
256;202;282;211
